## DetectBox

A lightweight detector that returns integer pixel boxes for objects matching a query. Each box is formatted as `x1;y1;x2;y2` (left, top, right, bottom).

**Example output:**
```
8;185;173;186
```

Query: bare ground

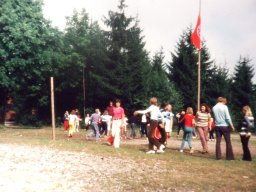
0;128;255;192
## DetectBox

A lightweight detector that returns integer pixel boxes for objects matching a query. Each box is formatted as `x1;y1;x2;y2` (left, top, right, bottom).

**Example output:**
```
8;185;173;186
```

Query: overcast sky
42;0;256;82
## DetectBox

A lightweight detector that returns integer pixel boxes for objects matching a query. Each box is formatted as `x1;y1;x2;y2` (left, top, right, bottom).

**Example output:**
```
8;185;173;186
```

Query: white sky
42;0;256;82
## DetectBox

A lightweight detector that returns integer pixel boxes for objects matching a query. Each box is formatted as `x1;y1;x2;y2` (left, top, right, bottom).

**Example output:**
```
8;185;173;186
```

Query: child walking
179;107;195;153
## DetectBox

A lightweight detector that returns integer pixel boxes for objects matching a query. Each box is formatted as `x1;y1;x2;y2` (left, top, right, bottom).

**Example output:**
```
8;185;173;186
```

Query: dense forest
0;0;255;127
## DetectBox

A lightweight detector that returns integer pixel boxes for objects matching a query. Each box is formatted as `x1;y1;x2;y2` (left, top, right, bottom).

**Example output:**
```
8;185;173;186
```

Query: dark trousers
130;123;136;138
240;135;252;161
148;120;161;150
215;126;234;160
141;123;148;136
158;126;167;145
177;124;183;135
209;129;215;139
100;122;108;135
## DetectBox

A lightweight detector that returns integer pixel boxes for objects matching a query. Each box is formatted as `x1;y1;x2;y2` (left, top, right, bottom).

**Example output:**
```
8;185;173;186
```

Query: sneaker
153;146;157;150
179;149;183;153
160;144;165;151
146;150;156;154
190;148;194;154
156;149;165;153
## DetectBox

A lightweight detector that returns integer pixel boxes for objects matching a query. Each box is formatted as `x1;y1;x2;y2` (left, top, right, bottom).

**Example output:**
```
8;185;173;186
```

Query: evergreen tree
167;28;217;110
103;0;151;111
230;57;255;123
58;9;113;115
204;64;231;107
148;50;183;111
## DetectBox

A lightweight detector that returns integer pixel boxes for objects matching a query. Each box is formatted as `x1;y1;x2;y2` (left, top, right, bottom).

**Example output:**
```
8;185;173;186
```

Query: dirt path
120;133;256;155
0;130;255;192
0;143;150;192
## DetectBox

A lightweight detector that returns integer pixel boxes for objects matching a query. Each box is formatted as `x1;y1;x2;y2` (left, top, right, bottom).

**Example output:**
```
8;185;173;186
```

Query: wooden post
50;77;56;140
83;67;86;118
197;50;201;111
197;0;202;111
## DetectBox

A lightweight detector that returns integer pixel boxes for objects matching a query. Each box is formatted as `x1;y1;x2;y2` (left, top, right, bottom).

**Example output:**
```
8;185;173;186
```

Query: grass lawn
0;126;255;191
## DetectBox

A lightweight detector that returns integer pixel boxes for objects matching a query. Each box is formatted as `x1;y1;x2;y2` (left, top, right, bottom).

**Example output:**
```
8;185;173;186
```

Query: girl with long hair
239;105;254;161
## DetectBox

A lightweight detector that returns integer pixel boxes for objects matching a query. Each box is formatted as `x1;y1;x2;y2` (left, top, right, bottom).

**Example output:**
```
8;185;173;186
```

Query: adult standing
179;107;195;153
212;97;235;160
111;99;125;148
239;105;254;161
135;97;165;154
195;103;212;153
90;108;102;142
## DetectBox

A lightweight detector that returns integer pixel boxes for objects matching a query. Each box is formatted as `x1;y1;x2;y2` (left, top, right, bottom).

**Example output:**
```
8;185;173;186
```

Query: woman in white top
135;97;165;154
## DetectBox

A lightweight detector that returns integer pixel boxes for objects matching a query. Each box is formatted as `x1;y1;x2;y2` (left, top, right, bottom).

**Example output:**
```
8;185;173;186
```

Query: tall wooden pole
50;77;56;140
197;50;201;111
197;0;202;111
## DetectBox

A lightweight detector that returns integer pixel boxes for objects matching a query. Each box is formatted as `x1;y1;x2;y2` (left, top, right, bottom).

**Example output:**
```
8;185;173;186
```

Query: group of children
63;109;82;137
62;96;254;161
63;101;128;147
62;102;214;149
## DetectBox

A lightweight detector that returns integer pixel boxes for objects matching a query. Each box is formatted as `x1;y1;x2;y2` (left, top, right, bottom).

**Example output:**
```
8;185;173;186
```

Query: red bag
107;136;114;145
154;127;161;140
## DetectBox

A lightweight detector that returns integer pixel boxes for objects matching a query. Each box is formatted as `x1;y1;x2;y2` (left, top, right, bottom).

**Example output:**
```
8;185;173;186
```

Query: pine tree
230;57;255;122
167;28;218;109
204;64;231;107
103;0;151;111
148;50;183;111
59;9;110;112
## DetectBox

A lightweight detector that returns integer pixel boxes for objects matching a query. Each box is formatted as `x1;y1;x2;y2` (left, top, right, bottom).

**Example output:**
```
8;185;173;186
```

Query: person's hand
230;125;235;131
246;132;251;138
133;111;138;116
159;123;164;128
176;113;180;118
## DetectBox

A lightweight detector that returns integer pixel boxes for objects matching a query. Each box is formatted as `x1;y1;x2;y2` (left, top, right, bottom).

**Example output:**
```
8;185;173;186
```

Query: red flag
191;15;201;50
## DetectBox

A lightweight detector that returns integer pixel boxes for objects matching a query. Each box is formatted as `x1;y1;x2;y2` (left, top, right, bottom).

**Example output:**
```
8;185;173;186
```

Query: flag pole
197;48;201;111
197;0;201;112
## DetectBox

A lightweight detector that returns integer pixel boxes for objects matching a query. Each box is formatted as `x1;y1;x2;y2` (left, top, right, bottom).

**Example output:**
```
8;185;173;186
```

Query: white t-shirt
85;117;90;125
137;105;163;121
